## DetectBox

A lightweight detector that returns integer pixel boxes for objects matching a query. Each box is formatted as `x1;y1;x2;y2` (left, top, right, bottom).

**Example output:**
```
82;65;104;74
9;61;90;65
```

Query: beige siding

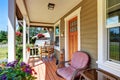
60;18;65;50
55;0;98;68
81;0;97;68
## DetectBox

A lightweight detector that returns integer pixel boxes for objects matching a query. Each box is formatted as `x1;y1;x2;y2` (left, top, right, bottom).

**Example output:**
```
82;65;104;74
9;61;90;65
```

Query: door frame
64;7;81;63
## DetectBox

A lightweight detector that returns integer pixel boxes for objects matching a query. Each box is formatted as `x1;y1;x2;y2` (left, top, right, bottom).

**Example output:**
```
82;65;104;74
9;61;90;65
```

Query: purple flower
1;74;7;80
20;62;26;67
25;68;32;74
6;63;10;67
26;64;30;68
13;60;18;64
6;62;15;68
10;64;15;67
6;63;11;67
6;60;19;68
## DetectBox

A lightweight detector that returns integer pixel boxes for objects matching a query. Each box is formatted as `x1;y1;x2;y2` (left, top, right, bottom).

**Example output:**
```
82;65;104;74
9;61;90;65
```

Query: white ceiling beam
30;22;54;27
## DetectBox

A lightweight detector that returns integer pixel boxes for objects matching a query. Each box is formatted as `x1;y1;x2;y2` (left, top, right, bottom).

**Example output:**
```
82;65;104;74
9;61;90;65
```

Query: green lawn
0;47;8;60
110;42;120;61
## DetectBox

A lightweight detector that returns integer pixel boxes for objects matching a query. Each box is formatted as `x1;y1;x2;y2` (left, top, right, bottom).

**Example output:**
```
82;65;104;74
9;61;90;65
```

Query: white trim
54;20;61;51
106;23;120;28
97;61;120;77
97;0;120;77
64;7;81;62
30;22;54;27
23;17;27;63
27;24;30;44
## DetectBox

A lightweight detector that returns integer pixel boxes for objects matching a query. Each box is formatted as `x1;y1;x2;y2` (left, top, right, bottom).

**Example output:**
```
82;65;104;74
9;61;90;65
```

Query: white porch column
8;0;16;62
27;24;30;44
23;18;27;63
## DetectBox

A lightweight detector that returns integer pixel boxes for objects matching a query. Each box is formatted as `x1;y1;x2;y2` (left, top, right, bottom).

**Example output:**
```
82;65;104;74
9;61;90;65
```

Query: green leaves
0;61;36;80
0;30;7;43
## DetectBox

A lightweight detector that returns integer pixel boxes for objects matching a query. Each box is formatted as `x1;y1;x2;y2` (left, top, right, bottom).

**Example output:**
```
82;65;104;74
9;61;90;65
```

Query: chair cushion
57;51;89;80
71;51;89;69
57;66;76;80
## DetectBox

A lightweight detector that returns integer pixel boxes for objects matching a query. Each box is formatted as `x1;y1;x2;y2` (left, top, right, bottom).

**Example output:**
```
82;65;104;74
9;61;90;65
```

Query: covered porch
8;0;120;79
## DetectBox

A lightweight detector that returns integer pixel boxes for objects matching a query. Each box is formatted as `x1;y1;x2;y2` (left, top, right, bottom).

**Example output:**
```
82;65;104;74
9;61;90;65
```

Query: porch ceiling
16;0;82;26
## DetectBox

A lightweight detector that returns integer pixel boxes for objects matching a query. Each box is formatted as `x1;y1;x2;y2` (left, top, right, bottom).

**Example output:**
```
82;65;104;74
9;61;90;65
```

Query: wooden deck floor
29;58;65;80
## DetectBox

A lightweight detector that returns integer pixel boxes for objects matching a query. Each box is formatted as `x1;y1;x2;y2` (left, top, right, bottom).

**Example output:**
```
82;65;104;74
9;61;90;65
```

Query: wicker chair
39;46;49;58
56;51;90;80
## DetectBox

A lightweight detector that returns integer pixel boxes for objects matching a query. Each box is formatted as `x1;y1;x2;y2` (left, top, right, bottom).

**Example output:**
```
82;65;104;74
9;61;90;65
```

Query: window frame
54;20;60;51
107;27;120;63
97;0;120;77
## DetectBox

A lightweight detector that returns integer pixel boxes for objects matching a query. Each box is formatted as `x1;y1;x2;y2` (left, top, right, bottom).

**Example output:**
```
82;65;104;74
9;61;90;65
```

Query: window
108;27;120;63
97;0;120;77
54;20;60;51
69;17;77;32
106;0;120;25
55;25;59;35
55;25;59;46
106;0;120;63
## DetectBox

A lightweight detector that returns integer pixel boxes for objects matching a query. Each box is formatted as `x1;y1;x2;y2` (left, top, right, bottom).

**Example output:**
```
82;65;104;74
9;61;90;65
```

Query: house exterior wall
80;0;97;68
60;19;65;50
55;0;98;68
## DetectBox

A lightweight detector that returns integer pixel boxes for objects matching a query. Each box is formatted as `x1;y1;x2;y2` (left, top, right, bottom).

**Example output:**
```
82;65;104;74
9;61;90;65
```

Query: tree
18;26;23;33
0;30;7;43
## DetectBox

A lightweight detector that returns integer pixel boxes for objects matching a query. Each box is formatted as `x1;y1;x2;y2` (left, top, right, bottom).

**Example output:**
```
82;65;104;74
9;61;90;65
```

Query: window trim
54;20;61;51
97;0;120;77
107;27;120;63
106;23;120;28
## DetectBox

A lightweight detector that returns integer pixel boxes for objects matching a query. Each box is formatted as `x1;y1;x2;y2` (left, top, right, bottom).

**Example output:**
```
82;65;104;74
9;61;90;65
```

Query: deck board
29;58;65;80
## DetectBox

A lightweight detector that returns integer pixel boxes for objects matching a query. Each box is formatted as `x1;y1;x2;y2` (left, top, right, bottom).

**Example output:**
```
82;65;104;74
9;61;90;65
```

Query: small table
80;68;120;80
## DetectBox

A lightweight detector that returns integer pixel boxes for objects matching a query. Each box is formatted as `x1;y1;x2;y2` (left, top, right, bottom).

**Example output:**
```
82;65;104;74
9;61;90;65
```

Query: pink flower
37;33;45;38
16;31;22;37
31;68;37;75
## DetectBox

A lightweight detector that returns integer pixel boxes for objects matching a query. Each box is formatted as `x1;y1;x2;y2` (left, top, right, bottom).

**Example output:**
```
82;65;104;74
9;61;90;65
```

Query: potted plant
16;31;22;44
26;44;33;52
37;33;45;39
0;61;37;80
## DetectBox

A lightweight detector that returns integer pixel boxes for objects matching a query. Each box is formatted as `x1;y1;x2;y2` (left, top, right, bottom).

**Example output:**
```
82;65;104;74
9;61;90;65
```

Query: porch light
48;3;55;10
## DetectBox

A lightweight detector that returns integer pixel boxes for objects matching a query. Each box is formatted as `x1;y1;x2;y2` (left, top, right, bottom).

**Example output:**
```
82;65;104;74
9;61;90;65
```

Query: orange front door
68;17;78;60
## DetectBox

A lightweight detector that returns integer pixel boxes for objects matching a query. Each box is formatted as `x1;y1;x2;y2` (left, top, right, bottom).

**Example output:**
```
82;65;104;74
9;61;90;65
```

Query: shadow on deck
28;57;65;80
